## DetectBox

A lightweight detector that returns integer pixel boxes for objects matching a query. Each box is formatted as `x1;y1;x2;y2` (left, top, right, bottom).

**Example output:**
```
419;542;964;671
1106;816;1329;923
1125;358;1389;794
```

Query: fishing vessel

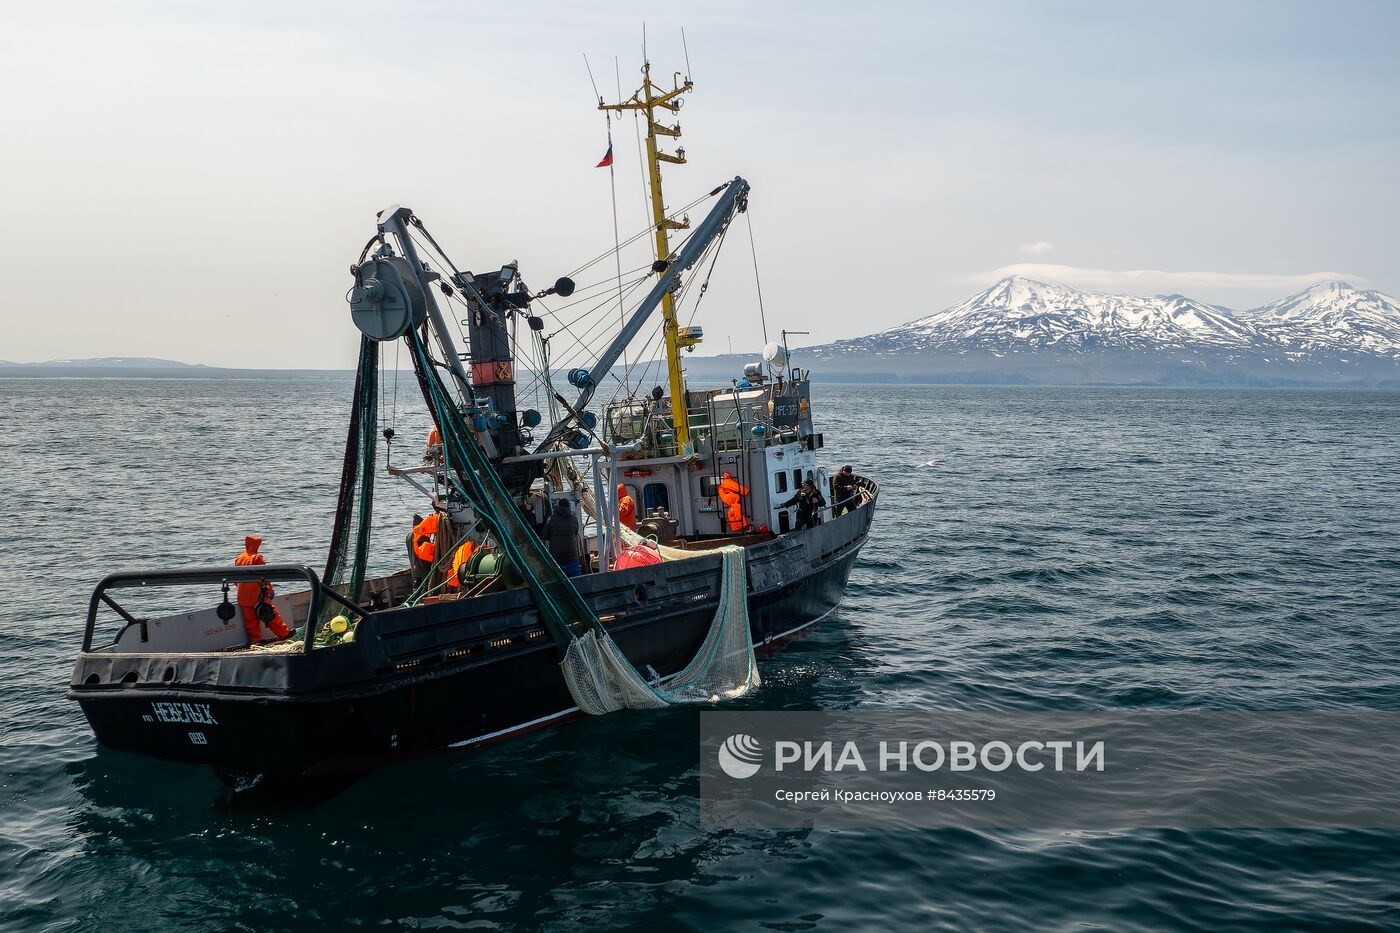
69;61;878;779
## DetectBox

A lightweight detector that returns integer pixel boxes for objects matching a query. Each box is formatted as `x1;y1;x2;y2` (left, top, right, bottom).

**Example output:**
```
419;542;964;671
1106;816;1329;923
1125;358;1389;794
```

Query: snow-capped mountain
1239;281;1400;360
817;277;1264;356
811;276;1400;359
778;276;1400;386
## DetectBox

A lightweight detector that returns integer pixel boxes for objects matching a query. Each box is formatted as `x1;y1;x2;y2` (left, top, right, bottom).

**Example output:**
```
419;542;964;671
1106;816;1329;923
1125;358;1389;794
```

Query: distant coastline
0;363;354;380
4;359;1398;389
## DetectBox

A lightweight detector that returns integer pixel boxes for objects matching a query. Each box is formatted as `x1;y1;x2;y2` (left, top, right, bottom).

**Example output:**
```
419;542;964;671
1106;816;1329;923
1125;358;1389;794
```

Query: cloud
965;263;1364;292
1018;241;1055;255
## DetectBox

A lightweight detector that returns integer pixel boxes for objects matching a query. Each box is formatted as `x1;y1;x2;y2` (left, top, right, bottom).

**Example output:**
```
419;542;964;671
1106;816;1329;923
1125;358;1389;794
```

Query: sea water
2;379;1398;930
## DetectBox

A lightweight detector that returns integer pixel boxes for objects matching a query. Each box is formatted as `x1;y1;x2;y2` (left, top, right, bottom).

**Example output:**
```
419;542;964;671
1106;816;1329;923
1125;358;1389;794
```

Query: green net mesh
320;335;379;626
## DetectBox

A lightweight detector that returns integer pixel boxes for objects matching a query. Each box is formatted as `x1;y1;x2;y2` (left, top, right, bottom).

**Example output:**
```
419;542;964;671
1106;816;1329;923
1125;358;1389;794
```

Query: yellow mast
600;60;699;454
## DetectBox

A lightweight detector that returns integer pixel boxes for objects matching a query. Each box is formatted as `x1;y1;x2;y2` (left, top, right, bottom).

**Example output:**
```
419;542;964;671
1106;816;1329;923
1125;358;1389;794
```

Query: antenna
582;53;602;104
682;27;693;81
780;330;809;377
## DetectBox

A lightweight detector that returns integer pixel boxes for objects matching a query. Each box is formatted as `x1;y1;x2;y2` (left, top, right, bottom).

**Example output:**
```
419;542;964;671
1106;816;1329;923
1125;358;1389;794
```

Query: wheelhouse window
606;403;647;444
643;482;670;514
774;471;788;494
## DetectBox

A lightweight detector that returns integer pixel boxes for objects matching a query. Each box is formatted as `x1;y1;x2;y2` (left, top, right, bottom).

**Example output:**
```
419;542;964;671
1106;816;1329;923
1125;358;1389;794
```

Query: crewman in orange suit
234;535;291;643
413;512;440;564
617;484;638;531
406;509;436;582
718;472;751;534
445;538;476;589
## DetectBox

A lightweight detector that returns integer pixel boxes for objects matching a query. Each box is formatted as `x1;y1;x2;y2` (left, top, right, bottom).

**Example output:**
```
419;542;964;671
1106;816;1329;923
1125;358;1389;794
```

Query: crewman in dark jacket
547;499;582;577
781;480;827;531
831;464;858;517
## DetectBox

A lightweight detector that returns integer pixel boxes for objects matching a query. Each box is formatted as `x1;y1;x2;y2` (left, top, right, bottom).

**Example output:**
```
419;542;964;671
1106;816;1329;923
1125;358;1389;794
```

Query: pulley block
348;256;427;340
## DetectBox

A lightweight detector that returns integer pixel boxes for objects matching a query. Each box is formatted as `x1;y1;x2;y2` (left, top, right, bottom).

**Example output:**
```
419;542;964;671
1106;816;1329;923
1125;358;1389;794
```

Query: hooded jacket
233;535;270;606
718;473;751;532
412;513;440;563
233;535;290;641
617;484;638;531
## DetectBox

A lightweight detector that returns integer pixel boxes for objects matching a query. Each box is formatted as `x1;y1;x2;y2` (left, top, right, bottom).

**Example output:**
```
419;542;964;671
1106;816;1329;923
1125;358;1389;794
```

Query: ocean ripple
2;381;1399;929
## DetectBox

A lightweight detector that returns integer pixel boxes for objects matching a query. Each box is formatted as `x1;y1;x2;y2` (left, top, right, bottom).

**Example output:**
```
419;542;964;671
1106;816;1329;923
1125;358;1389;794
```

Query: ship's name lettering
150;702;219;726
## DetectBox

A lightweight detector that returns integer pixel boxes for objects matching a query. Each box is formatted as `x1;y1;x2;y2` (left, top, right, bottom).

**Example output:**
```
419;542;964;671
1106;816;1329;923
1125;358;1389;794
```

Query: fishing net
320;335;378;626
560;630;668;713
556;463;761;714
560;546;758;713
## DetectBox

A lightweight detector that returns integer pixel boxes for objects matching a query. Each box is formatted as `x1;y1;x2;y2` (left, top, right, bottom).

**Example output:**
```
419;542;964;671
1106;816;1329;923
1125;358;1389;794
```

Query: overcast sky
3;1;1397;368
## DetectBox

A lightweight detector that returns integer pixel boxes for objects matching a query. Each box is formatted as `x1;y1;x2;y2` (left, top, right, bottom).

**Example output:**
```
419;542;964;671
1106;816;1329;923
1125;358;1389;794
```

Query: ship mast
600;60;698;454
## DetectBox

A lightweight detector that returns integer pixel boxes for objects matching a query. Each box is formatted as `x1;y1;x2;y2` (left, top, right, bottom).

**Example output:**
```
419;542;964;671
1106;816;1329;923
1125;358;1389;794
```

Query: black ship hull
70;486;876;777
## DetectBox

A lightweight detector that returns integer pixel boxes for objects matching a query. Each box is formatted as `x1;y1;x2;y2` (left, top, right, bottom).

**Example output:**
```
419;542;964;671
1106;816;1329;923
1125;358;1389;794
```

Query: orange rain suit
445;540;477;589
412;513;440;564
617;484;638;531
234;535;290;642
718;472;751;533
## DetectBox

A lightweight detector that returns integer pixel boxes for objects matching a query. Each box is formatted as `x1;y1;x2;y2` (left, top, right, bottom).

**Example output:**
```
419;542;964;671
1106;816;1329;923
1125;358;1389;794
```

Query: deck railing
82;564;370;656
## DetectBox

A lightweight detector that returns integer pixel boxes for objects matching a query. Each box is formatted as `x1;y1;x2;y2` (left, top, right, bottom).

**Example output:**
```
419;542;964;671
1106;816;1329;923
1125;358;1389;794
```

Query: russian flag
595;142;613;168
